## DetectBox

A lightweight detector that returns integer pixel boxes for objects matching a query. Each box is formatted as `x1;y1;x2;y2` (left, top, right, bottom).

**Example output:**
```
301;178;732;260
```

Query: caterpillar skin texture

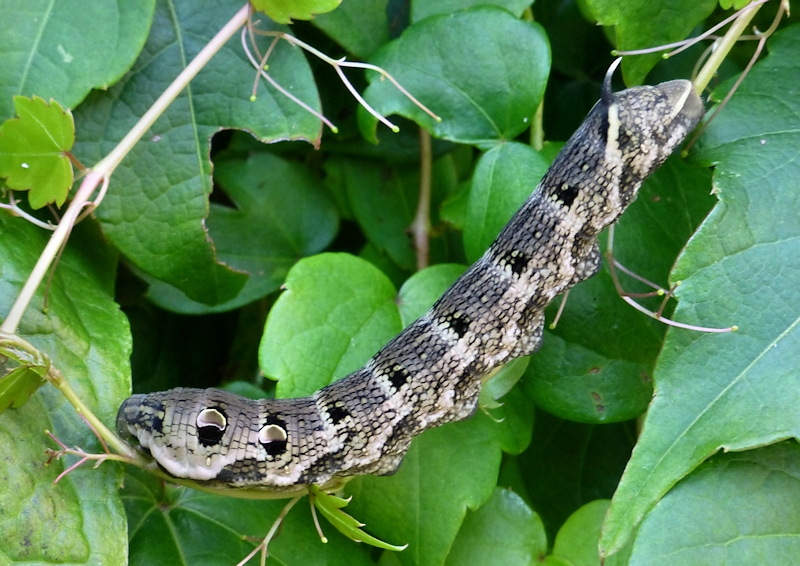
117;78;704;490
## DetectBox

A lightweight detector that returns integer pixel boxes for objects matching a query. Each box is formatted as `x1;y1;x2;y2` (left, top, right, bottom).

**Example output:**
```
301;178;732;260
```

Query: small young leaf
310;486;408;551
0;96;74;209
0;366;47;411
251;0;341;23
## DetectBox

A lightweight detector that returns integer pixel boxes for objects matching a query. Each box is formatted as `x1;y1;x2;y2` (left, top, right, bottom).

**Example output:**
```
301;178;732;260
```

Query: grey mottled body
118;75;704;490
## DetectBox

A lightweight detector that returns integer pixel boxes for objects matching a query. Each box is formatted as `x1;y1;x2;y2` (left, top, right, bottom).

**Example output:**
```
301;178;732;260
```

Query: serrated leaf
522;156;715;423
141;152;339;314
0;213;130;564
251;0;342;23
313;0;390;59
259;253;402;398
600;26;800;556
465;141;549;262
444;487;547;566
310;485;408;551
0;96;74;209
73;0;322;306
0;0;155;120
584;0;716;85
629;442;800;564
359;7;550;148
0;366;47;411
122;467;375;565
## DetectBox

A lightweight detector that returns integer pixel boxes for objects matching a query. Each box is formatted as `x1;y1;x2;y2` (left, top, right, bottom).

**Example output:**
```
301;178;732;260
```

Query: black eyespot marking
197;407;227;447
151;415;163;433
448;311;471;338
501;249;531;277
387;365;410;389
261;414;288;457
326;404;350;425
556;183;580;208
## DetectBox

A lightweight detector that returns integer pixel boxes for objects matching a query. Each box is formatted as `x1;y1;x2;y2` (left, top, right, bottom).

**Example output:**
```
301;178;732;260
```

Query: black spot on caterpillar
117;72;704;491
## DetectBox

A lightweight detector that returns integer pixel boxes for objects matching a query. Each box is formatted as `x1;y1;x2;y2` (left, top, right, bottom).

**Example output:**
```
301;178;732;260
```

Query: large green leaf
0;213;130;564
142;152;339;314
359;6;550;148
522;156;715;423
260;253;403;397
0;0;155;120
122;467;376;566
629;441;800;564
584;0;717;85
73;0;322;306
601;25;800;556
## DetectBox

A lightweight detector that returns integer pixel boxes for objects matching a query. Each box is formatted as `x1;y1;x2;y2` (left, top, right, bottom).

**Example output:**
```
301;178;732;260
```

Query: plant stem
412;128;433;271
693;1;763;93
0;3;251;335
530;101;544;151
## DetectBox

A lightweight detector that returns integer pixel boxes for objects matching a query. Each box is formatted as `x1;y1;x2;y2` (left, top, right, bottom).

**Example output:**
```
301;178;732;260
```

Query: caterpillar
117;67;704;491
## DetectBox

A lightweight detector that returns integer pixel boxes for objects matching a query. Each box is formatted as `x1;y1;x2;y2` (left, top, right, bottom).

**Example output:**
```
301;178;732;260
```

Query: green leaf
251;0;342;23
584;0;717;85
600;26;800;556
313;0;390;59
0;213;130;564
397;263;467;326
444;487;547;566
522;156;715;423
412;0;534;22
464;141;549;262
0;0;155;120
483;384;535;455
505;410;635;540
141;152;339;314
0;96;74;209
345;412;503;566
310;485;407;551
359;7;550;148
629;442;800;564
0;366;47;411
73;0;322;305
259;253;402;398
122;467;376;565
338;157;418;271
551;500;631;566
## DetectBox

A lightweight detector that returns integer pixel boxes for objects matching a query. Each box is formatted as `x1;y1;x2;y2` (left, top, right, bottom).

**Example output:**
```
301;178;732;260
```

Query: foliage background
1;0;800;564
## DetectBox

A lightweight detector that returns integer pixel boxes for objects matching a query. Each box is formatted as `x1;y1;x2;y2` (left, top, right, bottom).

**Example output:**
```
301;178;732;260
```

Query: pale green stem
412;128;433;271
530;101;544;151
693;1;763;93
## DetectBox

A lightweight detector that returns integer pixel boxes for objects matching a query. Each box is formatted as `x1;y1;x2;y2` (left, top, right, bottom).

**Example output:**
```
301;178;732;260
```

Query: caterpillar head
600;59;705;204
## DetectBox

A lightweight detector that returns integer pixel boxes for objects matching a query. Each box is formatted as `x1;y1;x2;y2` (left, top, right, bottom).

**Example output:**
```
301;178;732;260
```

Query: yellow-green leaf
0;96;75;209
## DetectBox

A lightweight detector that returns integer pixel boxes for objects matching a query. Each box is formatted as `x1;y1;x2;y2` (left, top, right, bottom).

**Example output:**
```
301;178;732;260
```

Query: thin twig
613;0;769;57
549;289;569;329
239;27;338;132
236;495;303;566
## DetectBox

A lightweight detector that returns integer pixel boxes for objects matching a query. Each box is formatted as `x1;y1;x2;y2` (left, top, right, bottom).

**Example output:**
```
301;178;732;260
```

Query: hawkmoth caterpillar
117;67;704;491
